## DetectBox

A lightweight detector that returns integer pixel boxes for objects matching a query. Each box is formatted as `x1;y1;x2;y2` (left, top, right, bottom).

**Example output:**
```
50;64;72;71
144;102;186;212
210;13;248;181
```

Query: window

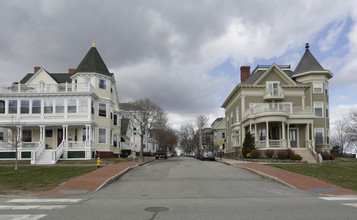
236;107;239;123
314;128;324;144
44;99;53;113
83;77;91;88
99;103;106;117
326;129;330;144
314;102;323;117
78;98;88;114
110;105;113;119
74;128;78;141
45;129;53;137
267;82;279;96
0;100;5;114
20;100;29;114
98;128;107;144
91;100;95;115
99;79;106;90
325;83;329;95
82;128;86;141
313;82;323;93
222;132;225;138
32;100;41;114
231;112;233;125
326;104;329;118
227;115;229;127
259;129;266;141
0;131;3;141
110;83;113;93
67;98;77;113
55;98;64;113
8;100;18;114
22;130;32;142
113;134;119;148
114;114;118;125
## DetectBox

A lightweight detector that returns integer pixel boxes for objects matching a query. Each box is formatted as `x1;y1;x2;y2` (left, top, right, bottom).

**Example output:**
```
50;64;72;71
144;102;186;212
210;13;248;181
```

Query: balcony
243;103;314;119
0;83;93;94
263;88;284;100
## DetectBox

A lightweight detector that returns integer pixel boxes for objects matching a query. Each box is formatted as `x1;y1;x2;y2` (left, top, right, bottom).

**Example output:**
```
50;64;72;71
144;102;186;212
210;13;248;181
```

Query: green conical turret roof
75;43;112;77
294;43;325;75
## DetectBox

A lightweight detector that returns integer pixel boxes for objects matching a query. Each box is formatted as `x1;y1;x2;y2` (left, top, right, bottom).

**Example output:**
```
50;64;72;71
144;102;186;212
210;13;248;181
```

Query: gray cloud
0;0;356;129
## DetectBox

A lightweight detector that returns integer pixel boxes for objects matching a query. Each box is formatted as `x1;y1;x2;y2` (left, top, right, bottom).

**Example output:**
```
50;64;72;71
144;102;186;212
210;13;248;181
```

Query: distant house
221;44;332;162
119;103;157;155
211;117;226;152
0;42;121;164
201;127;213;150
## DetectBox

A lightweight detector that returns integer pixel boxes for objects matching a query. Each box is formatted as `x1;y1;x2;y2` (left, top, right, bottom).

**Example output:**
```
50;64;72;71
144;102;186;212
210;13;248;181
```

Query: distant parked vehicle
154;150;168;159
199;149;215;161
167;152;171;158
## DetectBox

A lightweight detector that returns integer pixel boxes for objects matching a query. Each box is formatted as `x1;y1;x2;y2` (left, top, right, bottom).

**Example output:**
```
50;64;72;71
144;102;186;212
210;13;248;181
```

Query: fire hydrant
96;157;101;168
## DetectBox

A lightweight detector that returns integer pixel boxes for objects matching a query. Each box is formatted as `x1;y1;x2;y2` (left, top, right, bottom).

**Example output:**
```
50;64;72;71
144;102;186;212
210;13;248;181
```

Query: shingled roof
20;73;72;84
75;45;112;77
294;43;325;75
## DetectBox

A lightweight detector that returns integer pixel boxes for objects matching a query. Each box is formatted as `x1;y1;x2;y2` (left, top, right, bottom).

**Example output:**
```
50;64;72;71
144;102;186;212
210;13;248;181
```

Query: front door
289;130;297;148
57;129;63;146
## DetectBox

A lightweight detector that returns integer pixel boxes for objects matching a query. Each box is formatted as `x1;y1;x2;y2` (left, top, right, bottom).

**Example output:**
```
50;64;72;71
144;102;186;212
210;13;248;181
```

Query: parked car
199;149;215;161
154;149;168;159
167;151;171;158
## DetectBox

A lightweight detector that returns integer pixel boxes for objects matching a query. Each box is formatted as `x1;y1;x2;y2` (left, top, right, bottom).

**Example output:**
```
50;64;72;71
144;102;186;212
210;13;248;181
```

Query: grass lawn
0;166;97;195
269;162;357;192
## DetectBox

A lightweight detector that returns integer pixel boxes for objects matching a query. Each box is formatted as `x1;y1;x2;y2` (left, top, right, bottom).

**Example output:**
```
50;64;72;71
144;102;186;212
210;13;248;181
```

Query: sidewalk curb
218;160;297;190
95;159;154;192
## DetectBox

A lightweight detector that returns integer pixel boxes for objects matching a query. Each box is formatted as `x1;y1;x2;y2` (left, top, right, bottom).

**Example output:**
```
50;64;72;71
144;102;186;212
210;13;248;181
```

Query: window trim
98;127;107;144
314;128;324;145
98;79;107;90
32;99;41;114
98;102;107;117
313;82;323;93
314;102;324;117
20;100;30;114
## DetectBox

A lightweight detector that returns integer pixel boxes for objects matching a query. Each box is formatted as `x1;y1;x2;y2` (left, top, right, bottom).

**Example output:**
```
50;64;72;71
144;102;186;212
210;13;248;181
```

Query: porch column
39;126;43;142
88;125;92;141
282;122;286;147
19;126;23;149
249;123;252;134
311;123;314;144
42;126;46;144
305;124;309;147
265;121;269;148
254;123;258;142
85;125;89;141
287;123;290;148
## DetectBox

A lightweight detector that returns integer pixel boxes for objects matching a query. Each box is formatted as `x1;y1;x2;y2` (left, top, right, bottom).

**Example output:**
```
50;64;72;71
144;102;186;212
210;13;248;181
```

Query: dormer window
99;79;106;90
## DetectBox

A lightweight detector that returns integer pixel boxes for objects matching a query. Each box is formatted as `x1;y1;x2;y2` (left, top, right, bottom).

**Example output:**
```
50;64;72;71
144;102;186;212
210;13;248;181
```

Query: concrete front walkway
218;158;356;196
37;158;155;198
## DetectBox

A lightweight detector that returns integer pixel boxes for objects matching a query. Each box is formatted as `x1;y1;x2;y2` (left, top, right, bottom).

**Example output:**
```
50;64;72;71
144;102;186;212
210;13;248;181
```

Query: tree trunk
15;146;18;171
140;134;144;162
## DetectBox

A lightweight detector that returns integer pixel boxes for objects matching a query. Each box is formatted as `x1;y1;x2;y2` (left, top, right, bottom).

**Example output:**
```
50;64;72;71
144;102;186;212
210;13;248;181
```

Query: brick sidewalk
36;158;154;198
232;162;356;196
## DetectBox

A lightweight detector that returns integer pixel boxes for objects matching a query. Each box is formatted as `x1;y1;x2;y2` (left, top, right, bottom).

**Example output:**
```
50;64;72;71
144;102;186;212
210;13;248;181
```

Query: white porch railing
0;83;93;94
243;104;314;119
306;140;322;163
67;141;86;149
255;140;286;149
31;141;45;164
52;141;65;163
21;142;39;149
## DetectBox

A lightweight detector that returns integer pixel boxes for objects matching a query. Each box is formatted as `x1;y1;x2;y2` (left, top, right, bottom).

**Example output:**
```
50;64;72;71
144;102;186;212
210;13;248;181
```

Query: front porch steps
293;148;317;164
35;150;54;165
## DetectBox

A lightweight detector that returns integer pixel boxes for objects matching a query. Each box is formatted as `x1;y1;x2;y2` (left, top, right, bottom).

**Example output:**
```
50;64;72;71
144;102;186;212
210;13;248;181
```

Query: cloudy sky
1;0;357;132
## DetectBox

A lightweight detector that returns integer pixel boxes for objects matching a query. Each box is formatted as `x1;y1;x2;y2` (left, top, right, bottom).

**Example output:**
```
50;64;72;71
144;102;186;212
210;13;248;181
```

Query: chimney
68;68;76;74
34;66;41;73
240;66;250;83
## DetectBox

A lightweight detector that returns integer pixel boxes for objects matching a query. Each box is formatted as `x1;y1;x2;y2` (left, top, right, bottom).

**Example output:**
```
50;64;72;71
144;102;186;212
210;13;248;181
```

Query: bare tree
0;118;30;171
179;123;198;154
196;115;209;150
128;98;166;161
331;118;351;154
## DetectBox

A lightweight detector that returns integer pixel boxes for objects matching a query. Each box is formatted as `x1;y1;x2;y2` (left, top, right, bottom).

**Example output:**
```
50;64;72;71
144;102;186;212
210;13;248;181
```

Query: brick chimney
68;68;76;74
34;66;41;73
240;66;250;83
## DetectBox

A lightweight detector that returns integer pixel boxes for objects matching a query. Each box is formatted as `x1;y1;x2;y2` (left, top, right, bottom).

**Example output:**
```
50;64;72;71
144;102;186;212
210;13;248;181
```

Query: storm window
8;100;17;114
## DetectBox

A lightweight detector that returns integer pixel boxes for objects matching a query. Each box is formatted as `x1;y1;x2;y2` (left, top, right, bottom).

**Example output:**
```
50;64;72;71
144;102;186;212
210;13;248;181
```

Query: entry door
57;129;63;146
289;130;297;148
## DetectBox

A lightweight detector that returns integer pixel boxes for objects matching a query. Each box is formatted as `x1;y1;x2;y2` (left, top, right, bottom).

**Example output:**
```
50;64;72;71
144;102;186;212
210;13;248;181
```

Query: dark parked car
199;149;215;161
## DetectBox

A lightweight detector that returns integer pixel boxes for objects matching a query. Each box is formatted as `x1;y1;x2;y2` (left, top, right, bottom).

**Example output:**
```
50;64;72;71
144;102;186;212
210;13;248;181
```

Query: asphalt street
1;157;356;220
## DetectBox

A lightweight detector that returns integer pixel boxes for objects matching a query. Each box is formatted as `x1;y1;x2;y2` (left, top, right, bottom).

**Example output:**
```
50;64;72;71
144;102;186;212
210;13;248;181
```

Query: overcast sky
1;0;357;132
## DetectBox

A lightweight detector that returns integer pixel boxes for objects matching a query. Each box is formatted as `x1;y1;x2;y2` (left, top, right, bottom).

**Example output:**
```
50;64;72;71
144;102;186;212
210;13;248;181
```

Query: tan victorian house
221;44;332;162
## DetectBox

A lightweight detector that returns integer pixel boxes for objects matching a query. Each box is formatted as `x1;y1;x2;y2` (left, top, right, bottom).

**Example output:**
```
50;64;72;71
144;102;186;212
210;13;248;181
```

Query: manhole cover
145;207;169;212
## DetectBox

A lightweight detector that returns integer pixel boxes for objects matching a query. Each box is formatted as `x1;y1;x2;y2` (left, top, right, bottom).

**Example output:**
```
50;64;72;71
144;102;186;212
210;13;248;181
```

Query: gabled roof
294;44;325;75
254;63;296;86
75;46;112;77
20;73;72;84
242;66;294;85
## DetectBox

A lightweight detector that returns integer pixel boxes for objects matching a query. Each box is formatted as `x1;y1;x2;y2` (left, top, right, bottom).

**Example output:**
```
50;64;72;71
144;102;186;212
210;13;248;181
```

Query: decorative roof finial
305;43;309;49
92;40;96;48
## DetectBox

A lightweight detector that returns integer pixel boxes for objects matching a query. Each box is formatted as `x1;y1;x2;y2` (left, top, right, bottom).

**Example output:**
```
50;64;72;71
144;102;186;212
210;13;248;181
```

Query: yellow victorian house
0;42;121;164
